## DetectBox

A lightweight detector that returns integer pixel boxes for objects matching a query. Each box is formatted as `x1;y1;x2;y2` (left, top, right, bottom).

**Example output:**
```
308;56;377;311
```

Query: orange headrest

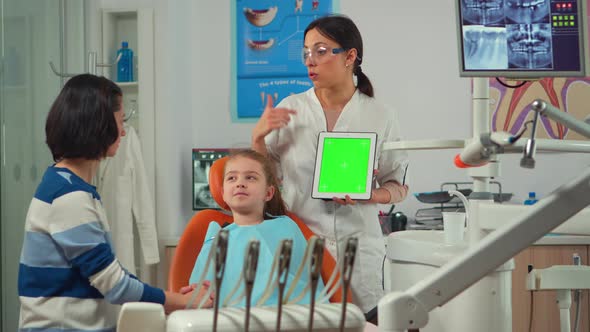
209;156;230;211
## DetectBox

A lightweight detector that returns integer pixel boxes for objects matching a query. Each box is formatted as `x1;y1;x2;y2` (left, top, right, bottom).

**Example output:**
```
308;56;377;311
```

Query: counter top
533;235;590;246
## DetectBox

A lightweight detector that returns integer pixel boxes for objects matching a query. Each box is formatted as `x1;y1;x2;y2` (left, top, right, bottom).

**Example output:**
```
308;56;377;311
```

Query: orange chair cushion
209;156;229;211
168;156;350;303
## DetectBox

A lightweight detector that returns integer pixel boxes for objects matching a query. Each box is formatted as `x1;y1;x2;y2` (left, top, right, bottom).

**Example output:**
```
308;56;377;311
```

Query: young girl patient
188;149;324;307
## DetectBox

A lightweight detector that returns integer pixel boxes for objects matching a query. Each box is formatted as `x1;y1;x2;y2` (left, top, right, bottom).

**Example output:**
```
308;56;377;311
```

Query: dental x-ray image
461;0;550;26
507;23;553;69
505;0;550;24
463;26;508;69
193;149;230;210
461;0;506;26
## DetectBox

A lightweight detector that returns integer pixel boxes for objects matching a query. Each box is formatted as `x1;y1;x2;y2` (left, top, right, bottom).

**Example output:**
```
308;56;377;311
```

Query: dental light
453;131;515;168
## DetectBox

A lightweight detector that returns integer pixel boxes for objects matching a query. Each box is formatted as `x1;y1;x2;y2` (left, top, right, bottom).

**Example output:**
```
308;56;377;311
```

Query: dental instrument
185;229;227;310
256;239;293;306
276;239;293;332
222;240;260;308
308;237;324;332
340;237;358;332
285;236;322;303
213;229;229;332
242;241;261;332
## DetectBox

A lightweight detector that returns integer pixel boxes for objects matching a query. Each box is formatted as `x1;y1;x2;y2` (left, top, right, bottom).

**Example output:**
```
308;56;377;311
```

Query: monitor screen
456;0;590;78
192;148;230;210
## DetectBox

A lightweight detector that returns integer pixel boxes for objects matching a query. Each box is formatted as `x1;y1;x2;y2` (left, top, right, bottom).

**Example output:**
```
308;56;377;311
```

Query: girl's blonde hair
225;149;287;218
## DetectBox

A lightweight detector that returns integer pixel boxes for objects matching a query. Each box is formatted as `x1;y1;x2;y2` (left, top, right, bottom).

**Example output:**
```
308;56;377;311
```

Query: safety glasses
301;45;345;65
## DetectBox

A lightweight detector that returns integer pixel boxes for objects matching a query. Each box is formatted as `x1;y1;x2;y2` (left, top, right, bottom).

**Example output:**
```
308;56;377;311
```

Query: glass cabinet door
0;0;80;329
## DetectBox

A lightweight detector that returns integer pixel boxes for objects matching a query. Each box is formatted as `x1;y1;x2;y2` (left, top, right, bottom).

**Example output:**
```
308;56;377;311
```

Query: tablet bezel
311;131;378;200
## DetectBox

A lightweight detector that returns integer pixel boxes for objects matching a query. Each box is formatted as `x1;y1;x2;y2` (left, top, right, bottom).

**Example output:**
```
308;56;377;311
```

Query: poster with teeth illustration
234;0;335;119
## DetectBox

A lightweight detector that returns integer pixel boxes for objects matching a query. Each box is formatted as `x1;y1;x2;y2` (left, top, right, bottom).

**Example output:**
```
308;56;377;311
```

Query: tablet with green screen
311;132;377;200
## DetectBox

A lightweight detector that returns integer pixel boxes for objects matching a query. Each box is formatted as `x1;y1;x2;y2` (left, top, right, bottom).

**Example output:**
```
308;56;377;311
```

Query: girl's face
304;28;354;89
222;156;275;215
106;98;126;158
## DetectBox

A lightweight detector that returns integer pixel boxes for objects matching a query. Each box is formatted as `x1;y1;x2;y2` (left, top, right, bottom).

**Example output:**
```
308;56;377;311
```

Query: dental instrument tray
441;181;513;203
414;181;513;204
414;189;472;204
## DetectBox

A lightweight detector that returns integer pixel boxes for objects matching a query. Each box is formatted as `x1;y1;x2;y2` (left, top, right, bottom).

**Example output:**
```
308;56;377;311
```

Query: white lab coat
265;88;408;313
96;125;160;274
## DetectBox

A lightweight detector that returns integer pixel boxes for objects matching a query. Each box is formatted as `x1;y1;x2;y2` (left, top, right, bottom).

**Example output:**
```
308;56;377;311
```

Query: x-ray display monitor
457;0;589;77
192;148;229;210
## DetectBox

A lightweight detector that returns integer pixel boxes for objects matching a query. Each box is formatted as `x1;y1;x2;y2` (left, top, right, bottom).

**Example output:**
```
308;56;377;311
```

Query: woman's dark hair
225;149;287;218
304;14;374;97
45;74;122;162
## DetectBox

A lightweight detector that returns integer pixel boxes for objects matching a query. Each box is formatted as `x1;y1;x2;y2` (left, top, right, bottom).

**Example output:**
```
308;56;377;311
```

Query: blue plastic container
524;192;538;205
116;41;134;82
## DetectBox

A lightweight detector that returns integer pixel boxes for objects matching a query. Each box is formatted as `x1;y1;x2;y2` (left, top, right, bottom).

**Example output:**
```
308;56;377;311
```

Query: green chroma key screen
318;137;371;193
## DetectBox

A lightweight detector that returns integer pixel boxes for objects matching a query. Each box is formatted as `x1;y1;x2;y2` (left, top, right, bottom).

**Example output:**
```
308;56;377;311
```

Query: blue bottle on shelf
116;41;134;82
524;192;538;205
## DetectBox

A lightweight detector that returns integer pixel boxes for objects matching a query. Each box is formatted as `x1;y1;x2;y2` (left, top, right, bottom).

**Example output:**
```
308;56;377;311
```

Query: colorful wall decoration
232;0;335;121
490;1;590;141
490;77;590;140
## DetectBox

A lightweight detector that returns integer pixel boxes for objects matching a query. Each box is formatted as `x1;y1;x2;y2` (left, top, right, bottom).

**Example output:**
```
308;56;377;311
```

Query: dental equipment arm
519;99;590;169
453;98;590;169
520;110;540;169
454;132;515;168
531;99;590;139
378;168;590;331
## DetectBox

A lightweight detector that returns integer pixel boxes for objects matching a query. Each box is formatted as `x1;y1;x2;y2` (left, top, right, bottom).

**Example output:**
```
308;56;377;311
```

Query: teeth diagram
247;38;275;50
235;1;333;118
244;7;278;27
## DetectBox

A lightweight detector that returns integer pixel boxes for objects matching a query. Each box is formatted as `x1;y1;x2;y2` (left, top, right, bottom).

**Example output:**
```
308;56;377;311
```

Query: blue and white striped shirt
18;166;164;332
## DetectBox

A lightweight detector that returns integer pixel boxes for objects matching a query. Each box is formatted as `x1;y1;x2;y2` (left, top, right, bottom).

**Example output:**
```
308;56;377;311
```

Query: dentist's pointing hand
252;95;297;141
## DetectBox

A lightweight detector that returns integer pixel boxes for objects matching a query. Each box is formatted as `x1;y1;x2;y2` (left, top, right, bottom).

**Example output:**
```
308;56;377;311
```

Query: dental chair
168;156;349;303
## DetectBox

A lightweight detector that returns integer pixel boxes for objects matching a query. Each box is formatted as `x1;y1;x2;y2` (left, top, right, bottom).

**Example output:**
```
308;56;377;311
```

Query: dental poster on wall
233;0;335;120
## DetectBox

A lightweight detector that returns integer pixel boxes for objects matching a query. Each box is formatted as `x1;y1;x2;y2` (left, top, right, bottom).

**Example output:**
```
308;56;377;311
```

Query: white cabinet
100;8;157;283
101;8;155;201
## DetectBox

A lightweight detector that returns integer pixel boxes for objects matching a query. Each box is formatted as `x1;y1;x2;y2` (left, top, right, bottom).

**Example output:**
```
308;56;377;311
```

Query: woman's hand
252;95;296;144
333;195;357;205
332;190;383;205
183;283;215;309
332;178;409;205
164;281;215;314
179;280;210;294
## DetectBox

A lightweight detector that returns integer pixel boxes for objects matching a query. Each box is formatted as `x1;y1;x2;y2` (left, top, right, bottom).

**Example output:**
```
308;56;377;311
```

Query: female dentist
251;14;409;323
